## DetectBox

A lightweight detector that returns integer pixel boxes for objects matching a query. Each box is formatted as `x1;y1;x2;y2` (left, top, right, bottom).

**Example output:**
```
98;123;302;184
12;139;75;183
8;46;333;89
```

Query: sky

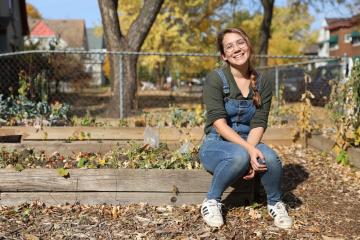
27;0;353;31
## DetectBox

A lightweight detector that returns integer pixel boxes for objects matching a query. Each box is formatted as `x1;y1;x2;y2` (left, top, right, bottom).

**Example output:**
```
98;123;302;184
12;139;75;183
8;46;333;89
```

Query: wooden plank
0;129;16;136
308;134;334;152
308;134;360;169
0;169;253;193
1;138;293;157
0;127;205;141
0;126;294;141
0;191;253;206
0;169;78;192
347;147;360;169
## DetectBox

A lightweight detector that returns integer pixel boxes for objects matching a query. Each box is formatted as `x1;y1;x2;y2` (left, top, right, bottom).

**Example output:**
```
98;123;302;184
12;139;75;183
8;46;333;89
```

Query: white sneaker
268;202;293;229
201;198;224;227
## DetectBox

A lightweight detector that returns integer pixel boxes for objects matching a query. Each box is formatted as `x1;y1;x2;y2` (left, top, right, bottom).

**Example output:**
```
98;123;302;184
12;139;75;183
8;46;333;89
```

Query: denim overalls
199;68;283;205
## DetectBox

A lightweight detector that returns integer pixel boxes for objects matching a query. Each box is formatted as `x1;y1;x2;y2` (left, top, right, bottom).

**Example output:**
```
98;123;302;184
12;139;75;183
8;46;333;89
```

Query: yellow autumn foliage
117;0;225;82
99;2;316;84
26;3;42;19
268;6;314;65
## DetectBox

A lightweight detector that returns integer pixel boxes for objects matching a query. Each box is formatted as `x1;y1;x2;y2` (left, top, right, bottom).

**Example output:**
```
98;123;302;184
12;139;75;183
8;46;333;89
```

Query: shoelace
206;201;223;216
275;203;288;216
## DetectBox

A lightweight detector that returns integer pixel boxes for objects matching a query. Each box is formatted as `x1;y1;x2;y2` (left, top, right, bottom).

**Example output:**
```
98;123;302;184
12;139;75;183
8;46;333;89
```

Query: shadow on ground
221;163;309;210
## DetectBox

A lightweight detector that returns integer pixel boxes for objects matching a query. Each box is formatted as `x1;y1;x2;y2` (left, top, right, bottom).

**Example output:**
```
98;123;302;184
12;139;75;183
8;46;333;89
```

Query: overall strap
215;68;230;97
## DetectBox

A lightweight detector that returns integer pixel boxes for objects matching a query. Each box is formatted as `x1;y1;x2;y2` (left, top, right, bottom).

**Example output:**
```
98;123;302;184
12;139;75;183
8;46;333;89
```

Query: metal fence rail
0;50;347;119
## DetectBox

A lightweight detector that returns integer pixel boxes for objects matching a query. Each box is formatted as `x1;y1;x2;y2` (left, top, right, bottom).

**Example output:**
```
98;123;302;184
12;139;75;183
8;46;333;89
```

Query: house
300;43;320;71
24;18;93;92
84;28;106;86
0;0;29;53
316;15;360;78
26;18;88;50
318;14;360;59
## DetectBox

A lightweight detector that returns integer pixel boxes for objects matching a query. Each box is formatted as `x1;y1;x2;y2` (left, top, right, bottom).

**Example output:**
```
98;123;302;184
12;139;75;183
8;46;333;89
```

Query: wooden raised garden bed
0;126;298;206
308;134;360;168
0;169;254;206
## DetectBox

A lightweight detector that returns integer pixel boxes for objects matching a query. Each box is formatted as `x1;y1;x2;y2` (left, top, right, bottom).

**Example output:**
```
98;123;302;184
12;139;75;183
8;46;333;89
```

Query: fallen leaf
57;167;70;178
24;234;39;240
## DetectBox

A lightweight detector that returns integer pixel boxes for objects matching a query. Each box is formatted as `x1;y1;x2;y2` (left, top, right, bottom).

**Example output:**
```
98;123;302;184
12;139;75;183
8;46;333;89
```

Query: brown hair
217;28;261;107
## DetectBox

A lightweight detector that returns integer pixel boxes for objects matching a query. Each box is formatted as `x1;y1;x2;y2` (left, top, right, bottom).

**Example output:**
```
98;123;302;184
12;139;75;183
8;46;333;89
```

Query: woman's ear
221;54;227;62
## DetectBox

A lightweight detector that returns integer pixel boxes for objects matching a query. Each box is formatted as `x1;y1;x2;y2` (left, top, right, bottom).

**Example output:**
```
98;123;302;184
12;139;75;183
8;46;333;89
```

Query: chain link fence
0;50;348;119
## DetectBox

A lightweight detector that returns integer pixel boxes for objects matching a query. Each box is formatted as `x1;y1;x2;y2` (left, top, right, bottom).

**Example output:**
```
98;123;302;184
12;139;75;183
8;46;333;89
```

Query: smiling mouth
233;52;245;59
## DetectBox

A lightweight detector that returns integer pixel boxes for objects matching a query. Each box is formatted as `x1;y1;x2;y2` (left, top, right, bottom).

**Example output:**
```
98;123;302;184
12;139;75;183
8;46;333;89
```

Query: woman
199;27;293;229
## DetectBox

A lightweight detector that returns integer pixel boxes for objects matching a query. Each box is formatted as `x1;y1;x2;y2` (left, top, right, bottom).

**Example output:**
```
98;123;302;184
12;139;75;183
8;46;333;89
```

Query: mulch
1;145;359;240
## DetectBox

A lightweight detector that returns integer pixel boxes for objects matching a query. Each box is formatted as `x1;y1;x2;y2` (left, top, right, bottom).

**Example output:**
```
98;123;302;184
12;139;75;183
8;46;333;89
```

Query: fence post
275;66;279;110
119;54;124;119
341;53;350;80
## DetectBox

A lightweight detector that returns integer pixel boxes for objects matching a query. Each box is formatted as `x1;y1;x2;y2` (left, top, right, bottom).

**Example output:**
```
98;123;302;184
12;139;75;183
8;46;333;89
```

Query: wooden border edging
0;126;294;141
0;127;297;156
308;135;360;169
0;169;254;206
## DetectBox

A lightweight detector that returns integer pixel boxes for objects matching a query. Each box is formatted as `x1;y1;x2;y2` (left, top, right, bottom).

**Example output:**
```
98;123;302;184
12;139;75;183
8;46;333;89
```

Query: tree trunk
123;55;138;115
98;0;164;118
258;0;275;67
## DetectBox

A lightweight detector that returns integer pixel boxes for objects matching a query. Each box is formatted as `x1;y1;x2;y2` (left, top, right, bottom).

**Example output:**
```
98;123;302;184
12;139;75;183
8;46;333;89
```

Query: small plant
78;110;96;126
0;94;70;126
169;104;206;128
104;141;202;169
335;150;349;165
292;90;315;147
0;141;202;170
355;127;360;146
118;118;129;127
327;59;360;161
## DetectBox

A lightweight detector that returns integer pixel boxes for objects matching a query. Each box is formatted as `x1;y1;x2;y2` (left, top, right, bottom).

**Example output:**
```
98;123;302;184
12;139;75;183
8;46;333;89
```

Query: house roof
86;28;104;49
326;14;360;31
28;18;87;49
31;21;56;36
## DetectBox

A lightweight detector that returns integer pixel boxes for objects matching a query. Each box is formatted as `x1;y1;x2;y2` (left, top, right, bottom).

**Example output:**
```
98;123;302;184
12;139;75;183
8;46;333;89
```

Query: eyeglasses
224;39;248;53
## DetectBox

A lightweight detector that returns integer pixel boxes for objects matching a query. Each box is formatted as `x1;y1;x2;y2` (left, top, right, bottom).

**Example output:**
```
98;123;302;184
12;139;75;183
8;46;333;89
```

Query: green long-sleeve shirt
203;65;273;134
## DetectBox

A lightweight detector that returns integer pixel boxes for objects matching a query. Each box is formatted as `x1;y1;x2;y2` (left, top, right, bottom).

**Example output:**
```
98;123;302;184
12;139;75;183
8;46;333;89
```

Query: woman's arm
213;118;253;151
242;127;266;180
247;127;265;146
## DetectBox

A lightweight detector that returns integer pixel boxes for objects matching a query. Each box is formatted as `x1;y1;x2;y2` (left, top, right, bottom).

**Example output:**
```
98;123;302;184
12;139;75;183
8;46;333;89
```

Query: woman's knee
263;152;282;173
257;144;282;168
227;148;250;172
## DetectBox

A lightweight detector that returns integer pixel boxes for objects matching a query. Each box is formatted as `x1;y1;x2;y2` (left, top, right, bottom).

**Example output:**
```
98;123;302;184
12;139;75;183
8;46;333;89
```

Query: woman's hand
247;146;267;172
243;167;255;180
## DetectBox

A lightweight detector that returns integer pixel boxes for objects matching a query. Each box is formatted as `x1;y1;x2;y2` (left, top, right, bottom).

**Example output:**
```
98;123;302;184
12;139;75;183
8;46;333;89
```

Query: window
344;34;352;43
329;35;339;50
0;33;7;52
352;31;360;46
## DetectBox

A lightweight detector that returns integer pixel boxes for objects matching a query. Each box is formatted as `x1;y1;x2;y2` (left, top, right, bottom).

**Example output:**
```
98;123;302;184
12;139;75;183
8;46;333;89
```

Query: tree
224;5;314;64
259;0;275;66
136;0;228;87
267;5;314;64
229;0;352;66
26;3;42;19
98;0;164;117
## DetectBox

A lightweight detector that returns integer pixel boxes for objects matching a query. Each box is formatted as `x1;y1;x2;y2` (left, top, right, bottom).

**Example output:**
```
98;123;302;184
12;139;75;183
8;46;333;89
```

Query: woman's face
221;32;250;67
